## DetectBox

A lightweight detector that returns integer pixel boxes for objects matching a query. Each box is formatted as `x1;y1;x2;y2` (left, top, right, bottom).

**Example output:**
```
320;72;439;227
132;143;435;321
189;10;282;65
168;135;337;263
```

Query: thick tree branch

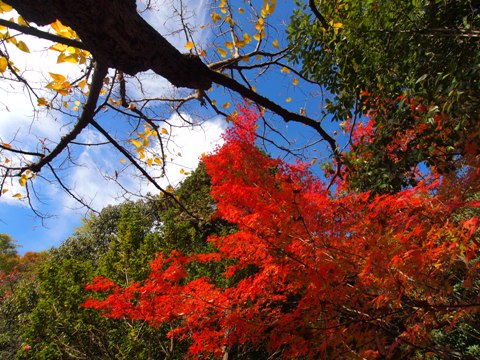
4;0;212;90
308;0;330;31
27;63;108;174
209;70;340;162
0;18;87;50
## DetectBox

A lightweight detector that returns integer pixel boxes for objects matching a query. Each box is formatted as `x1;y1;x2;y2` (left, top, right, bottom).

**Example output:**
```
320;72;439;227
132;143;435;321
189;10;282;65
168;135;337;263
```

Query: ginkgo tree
84;107;480;359
0;0;340;217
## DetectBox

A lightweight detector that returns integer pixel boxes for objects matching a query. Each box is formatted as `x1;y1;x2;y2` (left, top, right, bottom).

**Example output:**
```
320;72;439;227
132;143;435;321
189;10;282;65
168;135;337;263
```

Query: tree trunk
5;0;212;90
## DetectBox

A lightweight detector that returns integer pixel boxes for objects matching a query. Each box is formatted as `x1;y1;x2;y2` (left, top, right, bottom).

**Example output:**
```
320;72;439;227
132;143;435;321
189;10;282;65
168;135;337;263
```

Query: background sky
0;0;342;254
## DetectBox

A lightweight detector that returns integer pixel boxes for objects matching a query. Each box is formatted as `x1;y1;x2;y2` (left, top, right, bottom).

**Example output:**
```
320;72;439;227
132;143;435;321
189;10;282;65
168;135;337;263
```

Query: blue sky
0;0;345;255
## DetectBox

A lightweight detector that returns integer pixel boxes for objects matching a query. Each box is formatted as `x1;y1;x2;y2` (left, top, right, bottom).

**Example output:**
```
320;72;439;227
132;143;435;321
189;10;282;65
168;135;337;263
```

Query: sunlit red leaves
85;106;480;358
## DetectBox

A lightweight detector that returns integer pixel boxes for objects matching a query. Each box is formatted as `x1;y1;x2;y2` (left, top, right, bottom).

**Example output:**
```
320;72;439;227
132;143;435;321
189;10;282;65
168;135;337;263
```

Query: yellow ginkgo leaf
131;139;142;148
49;72;66;82
12;193;22;199
0;57;8;73
280;66;290;73
185;41;194;50
217;48;227;58
57;53;78;64
19;176;27;187
17;16;28;26
211;12;221;23
0;1;13;13
286;97;292;103
49;43;68;52
161;127;169;135
272;39;279;49
16;41;30;53
225;41;233;49
37;97;48;106
147;158;153;167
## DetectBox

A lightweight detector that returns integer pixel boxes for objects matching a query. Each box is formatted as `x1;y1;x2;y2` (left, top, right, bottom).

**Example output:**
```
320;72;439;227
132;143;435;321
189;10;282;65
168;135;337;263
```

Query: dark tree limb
27;62;108;174
4;0;212;90
209;70;341;164
0;18;87;50
308;0;330;31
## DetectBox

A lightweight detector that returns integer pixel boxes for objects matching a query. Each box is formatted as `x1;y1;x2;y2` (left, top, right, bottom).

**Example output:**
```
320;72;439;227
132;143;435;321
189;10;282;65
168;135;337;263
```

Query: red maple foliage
84;106;480;358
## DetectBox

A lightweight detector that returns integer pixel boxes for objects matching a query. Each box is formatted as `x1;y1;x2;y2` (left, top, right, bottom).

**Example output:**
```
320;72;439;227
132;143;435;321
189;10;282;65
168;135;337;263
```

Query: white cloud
0;1;222;252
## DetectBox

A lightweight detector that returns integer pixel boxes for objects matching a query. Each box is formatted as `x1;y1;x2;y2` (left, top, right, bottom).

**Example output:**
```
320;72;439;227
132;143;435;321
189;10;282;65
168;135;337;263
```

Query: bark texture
5;0;212;89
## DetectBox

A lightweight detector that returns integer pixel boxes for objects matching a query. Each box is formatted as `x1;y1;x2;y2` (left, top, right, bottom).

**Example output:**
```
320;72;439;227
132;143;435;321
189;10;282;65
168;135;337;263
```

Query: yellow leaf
185;41;194;50
72;106;79;111
147;158;153;167
225;16;234;26
12;193;22;199
16;40;30;53
238;7;244;14
293;78;299;85
50;43;68;52
17;16;29;26
225;41;233;49
49;72;67;82
77;79;87;89
2;189;7;194
180;168;185;174
211;100;217;106
222;101;230;109
253;33;261;41
272;39;279;49
280;66;290;73
154;157;162;165
131;139;142;148
300;108;305;115
0;57;7;73
1;143;11;149
120;159;126;163
57;53;78;64
161;127;169;135
286;97;292;103
217;48;227;58
19;176;27;187
0;1;13;13
211;12;222;23
199;49;206;57
243;33;252;43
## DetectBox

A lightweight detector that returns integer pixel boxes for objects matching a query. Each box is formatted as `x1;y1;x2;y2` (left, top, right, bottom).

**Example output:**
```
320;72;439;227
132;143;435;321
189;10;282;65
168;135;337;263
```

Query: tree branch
308;0;330;31
27;62;108;174
0;18;87;50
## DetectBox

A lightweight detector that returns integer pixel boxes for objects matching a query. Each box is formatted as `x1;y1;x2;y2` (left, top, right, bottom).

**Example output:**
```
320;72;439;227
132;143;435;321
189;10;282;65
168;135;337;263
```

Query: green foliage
1;164;231;359
289;0;480;193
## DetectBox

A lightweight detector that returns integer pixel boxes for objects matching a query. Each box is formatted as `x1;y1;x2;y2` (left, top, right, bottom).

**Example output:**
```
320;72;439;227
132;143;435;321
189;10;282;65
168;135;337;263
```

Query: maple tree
84;107;480;358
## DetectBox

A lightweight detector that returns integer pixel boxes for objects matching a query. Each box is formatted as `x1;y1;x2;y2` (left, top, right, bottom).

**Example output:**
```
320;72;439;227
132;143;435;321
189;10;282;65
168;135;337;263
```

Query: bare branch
26;62;108;174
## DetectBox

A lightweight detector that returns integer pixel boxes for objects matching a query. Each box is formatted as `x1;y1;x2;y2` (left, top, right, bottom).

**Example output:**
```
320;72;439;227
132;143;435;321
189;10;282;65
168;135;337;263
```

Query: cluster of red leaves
84;106;480;358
